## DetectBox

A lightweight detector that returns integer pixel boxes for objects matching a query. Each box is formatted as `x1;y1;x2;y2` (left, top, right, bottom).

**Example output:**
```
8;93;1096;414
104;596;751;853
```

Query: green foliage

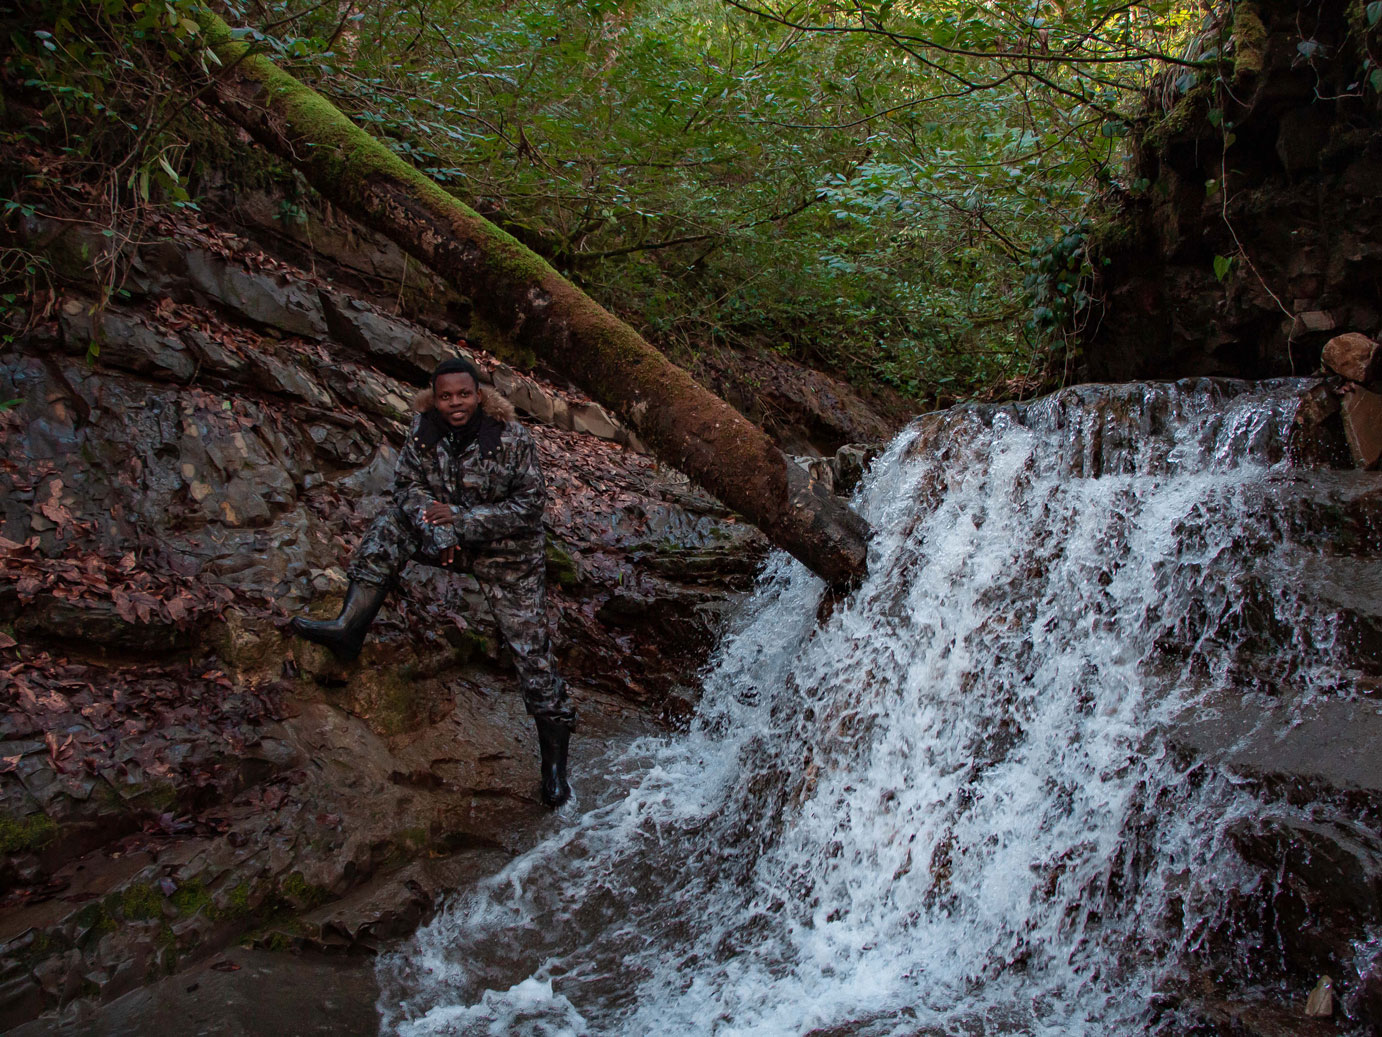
1023;222;1094;339
228;0;1193;400
6;0;1203;403
4;0;208;206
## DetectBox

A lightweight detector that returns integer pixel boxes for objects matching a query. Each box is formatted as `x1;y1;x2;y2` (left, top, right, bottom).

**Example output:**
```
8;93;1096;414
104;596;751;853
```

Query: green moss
1084;213;1142;263
372;669;422;736
1231;3;1267;79
123;780;180;814
220;881;253;920
444;626;490;663
279;871;330;910
258;929;295;952
0;812;57;854
544;536;580;587
185;117;291;194
119;883;163;921
16;929;59;968
170;879;211;918
379;826;432;871
75;901;117;938
1142;82;1215;153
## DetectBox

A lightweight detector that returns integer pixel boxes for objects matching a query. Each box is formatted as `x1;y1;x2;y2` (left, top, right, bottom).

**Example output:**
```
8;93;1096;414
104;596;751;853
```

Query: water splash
380;379;1369;1036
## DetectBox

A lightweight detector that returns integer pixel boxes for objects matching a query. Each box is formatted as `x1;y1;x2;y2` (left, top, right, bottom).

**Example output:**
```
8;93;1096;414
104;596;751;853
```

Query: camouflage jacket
392;388;546;555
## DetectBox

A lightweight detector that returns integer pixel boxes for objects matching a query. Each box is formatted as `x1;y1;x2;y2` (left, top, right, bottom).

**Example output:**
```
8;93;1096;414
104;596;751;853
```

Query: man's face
435;371;480;427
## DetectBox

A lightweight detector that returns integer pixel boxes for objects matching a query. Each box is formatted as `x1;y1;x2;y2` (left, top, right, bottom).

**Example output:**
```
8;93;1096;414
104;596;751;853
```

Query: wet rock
1286;381;1350;468
337;443;397;497
792;455;834;495
830;444;880;497
7;947;380;1036
319;292;449;382
241;345;334;407
1169;691;1382;801
180;326;248;378
1232;815;1382;925
12;596;195;652
1351;945;1382;1026
321;361;413;425
1080;0;1382;382
701;348;902;455
183;251;327;340
59;303;195;382
307;421;373;467
216;477;274;528
0;973;44;1032
1322;332;1381;384
502;374;557;425
291;848;511;951
1341;386;1382;469
1188;997;1339;1037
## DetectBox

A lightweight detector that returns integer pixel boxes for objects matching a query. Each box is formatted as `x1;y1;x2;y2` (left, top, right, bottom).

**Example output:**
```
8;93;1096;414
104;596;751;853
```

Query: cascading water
378;379;1379;1036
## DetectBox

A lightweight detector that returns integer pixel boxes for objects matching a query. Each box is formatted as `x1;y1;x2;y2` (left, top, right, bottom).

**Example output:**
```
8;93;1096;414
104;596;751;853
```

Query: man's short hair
432;355;482;387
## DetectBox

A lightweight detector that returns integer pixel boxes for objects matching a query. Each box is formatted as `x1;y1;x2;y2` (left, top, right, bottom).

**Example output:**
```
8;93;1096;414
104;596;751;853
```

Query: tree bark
187;9;870;589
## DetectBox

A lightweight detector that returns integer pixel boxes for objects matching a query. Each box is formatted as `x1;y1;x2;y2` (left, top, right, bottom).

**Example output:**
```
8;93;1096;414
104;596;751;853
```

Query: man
291;355;574;807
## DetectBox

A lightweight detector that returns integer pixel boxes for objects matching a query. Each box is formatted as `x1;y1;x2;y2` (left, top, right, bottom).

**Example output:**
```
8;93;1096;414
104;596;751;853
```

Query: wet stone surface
0;205;780;1029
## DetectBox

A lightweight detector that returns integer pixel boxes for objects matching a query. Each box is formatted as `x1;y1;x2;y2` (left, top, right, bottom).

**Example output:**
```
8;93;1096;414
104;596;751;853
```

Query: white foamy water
379;379;1369;1036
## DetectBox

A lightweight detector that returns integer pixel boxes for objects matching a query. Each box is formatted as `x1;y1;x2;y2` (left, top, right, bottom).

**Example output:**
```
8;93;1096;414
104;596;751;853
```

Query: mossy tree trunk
186;9;869;590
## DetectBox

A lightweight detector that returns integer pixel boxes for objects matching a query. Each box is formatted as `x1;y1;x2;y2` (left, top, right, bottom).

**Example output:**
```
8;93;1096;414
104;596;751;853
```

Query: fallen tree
175;8;870;590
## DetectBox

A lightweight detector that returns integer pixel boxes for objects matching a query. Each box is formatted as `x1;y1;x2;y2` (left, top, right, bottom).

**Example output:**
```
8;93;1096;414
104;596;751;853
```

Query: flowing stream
378;379;1378;1036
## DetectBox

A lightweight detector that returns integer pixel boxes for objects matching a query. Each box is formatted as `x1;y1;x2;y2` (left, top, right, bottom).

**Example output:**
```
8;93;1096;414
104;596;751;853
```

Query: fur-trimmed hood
411;386;516;422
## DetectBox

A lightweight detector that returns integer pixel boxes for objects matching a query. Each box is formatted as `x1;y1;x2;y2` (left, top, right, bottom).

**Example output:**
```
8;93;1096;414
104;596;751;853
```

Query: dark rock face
0;204;771;1028
1079;0;1382;383
698;347;905;458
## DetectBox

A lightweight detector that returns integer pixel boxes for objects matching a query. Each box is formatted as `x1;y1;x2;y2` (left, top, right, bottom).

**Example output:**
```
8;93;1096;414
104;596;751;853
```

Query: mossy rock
1231;2;1267;80
1142;82;1217;154
544;536;580;587
0;812;57;854
213;612;293;678
278;871;331;911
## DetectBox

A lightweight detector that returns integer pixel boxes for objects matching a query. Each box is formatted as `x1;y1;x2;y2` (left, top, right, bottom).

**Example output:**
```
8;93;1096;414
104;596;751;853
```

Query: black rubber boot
289;580;389;662
535;717;572;808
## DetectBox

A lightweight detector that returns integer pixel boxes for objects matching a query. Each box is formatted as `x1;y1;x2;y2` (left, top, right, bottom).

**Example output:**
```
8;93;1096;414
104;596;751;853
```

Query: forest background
0;0;1235;412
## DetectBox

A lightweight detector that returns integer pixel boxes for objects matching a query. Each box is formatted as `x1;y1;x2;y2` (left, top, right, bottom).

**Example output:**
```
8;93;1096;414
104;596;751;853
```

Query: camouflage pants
347;506;573;726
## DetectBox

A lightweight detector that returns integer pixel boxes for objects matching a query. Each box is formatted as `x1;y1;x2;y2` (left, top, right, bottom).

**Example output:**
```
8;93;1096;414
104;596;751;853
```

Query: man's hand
424;501;455;525
440;546;456;566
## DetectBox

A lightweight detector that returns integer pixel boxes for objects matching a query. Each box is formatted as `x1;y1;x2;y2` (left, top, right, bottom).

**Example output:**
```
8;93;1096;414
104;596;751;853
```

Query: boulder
1342;386;1382;469
831;443;881;497
1322;332;1381;384
569;402;621;441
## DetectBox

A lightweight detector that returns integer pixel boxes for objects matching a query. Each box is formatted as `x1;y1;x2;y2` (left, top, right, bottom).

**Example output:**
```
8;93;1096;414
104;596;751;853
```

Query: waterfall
378;379;1373;1036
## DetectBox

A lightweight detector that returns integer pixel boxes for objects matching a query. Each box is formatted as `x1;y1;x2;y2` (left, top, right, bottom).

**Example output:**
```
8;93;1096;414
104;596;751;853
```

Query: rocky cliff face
1078;0;1382;382
0;192;899;1027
